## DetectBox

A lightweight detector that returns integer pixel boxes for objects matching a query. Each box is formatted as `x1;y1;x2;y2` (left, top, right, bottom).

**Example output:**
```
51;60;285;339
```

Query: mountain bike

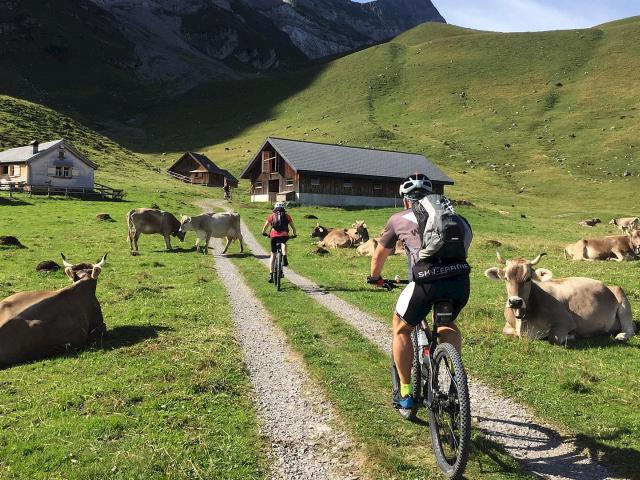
223;188;232;201
265;235;296;291
382;279;471;479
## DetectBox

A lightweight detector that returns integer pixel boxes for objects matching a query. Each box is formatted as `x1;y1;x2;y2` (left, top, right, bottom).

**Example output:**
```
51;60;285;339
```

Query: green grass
237;200;640;479
0;191;266;479
231;250;532;480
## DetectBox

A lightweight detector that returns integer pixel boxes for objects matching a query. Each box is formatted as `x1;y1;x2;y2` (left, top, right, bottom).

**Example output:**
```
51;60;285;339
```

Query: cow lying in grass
311;221;369;248
564;230;640;261
609;217;640;234
0;253;107;367
485;252;636;344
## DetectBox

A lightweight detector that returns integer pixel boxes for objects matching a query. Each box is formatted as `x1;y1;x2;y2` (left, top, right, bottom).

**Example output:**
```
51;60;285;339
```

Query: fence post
9;184;13;198
65;187;69;198
47;185;51;198
82;187;85;199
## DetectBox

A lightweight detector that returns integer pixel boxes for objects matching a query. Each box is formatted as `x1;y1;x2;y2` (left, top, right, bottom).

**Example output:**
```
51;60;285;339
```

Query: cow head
484;252;552;333
609;218;618;226
177;215;192;239
311;223;330;239
628;229;640;255
61;253;107;283
352;220;369;242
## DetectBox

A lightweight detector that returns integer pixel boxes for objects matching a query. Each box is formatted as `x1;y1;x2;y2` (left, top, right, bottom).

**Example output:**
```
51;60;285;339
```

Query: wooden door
268;179;279;203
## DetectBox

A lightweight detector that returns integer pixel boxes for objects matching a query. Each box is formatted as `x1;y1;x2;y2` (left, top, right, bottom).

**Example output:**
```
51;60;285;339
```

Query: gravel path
210;238;361;480
231;213;624;480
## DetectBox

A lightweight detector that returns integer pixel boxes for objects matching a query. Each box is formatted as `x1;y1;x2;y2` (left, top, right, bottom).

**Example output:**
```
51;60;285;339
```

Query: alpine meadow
1;10;640;480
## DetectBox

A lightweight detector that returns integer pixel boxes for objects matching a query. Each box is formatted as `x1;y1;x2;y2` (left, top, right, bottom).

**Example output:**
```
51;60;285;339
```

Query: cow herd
1;207;638;368
485;216;640;345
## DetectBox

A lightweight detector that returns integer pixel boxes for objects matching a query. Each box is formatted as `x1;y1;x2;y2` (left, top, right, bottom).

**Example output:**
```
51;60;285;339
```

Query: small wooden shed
168;152;238;187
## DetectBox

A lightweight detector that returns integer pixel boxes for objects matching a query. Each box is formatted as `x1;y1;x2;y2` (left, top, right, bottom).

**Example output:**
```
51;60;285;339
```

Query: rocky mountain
87;0;445;82
0;0;444;108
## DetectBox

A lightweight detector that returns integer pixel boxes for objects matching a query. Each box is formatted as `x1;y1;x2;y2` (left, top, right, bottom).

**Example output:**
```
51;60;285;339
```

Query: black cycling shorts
270;236;289;253
395;274;470;327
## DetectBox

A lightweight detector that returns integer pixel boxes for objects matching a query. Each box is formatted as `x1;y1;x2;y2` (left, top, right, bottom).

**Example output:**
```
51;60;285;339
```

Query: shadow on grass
568;336;640;350
474;415;627;478
0;196;31;206
224;252;267;259
103;325;173;350
152;246;197;254
575;431;640;480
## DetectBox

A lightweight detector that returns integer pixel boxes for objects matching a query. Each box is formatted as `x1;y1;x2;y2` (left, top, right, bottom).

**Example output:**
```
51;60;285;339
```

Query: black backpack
271;209;289;232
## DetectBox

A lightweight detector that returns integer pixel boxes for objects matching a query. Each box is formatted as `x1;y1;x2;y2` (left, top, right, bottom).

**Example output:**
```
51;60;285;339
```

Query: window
311;177;320;187
286;178;294;188
1;165;8;175
343;179;353;188
194;172;202;179
270;157;279;173
58;149;65;160
374;183;383;191
255;181;263;190
55;166;71;178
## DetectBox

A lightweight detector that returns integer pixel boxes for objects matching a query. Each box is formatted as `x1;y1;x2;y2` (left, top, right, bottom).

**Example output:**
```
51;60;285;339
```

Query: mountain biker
262;201;297;283
367;173;472;415
223;180;231;200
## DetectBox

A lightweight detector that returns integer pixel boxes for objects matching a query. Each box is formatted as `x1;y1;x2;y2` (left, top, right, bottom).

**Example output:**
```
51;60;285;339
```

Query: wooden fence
0;182;124;201
167;170;192;183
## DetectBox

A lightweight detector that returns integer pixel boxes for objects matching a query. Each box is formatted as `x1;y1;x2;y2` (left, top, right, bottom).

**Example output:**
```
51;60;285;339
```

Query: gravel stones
210;238;361;480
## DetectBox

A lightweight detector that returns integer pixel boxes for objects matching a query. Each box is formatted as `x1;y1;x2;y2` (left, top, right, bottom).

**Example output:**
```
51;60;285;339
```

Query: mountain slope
142;18;640;213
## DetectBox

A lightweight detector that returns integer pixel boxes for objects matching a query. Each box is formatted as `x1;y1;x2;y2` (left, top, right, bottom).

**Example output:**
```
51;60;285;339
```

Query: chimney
29;140;39;154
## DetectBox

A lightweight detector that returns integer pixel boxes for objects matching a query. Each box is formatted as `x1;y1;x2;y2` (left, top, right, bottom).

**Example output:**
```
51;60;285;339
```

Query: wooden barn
241;137;454;206
167;152;238;187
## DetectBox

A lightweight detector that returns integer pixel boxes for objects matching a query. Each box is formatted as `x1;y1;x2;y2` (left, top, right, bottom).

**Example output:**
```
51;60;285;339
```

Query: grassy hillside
142;18;640;215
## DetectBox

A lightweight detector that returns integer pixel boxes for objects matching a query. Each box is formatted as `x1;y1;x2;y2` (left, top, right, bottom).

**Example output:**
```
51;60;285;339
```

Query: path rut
210;237;361;480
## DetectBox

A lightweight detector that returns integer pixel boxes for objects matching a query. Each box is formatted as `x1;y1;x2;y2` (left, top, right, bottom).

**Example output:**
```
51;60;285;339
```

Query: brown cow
127;208;185;252
564;231;640;261
311;223;334;240
0;254;107;367
319;221;369;249
485;252;635;344
356;238;405;256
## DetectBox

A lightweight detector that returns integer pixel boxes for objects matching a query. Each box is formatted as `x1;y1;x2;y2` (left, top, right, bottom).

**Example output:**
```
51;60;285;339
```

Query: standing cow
0;253;107;367
609;217;640;235
179;212;244;254
485;252;635;344
127;208;185;252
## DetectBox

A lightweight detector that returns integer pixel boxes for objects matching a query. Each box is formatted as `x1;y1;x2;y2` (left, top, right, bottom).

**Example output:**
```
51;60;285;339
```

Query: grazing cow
179;212;244;254
609;217;640;234
564;231;640;261
578;218;601;227
0;253;107;367
319;221;369;249
127;208;185;252
485;252;635;344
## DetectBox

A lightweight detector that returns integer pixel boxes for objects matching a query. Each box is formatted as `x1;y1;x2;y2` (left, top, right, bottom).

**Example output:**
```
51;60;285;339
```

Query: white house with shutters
0;139;96;189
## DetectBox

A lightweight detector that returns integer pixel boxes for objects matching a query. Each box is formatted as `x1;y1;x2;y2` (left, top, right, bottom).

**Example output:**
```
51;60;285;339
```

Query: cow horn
496;251;506;265
95;253;108;268
530;252;546;265
61;252;73;268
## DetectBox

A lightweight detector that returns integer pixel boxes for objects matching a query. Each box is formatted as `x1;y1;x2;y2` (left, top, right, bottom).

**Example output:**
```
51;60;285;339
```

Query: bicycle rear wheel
428;342;471;479
275;251;282;291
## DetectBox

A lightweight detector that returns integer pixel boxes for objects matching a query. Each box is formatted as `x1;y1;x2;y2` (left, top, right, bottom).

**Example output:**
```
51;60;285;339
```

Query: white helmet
274;201;286;210
399;173;433;199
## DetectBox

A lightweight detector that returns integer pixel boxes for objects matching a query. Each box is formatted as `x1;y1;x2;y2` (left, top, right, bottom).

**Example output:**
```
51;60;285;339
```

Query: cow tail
611;286;636;337
126;210;136;245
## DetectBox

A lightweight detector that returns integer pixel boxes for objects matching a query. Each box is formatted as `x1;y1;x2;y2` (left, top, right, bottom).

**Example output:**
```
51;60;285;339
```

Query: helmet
274;201;286;210
399;173;432;199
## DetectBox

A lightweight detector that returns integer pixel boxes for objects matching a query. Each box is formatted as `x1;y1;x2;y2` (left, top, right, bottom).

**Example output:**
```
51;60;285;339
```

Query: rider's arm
370;242;394;279
288;216;297;236
261;220;270;235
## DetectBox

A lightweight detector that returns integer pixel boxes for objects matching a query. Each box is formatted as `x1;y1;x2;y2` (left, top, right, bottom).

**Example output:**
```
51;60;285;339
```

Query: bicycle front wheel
428;342;471;479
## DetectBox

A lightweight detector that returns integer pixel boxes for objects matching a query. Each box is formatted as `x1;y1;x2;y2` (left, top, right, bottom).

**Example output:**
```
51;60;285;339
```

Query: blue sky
359;1;640;32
